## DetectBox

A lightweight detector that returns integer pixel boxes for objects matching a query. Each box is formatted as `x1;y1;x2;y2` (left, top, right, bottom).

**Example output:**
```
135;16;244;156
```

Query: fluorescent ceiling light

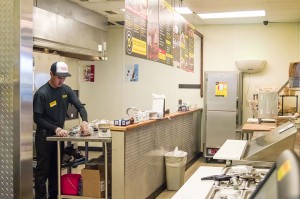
175;7;193;14
198;10;265;19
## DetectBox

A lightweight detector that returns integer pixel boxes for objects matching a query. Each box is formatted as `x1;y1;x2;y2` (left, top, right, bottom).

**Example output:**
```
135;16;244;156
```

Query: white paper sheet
213;139;248;160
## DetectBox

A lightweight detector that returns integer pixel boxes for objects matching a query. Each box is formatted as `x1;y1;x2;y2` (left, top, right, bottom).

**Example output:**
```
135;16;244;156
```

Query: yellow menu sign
215;82;228;97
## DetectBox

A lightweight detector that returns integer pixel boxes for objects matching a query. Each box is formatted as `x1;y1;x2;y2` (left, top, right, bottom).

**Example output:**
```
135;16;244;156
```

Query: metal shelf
279;95;298;116
47;134;111;199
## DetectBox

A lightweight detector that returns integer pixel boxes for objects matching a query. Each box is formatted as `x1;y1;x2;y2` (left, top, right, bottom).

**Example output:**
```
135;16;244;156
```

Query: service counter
110;109;202;199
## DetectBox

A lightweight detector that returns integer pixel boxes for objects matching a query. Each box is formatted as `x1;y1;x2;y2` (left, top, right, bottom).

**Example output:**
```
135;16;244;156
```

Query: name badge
50;100;57;107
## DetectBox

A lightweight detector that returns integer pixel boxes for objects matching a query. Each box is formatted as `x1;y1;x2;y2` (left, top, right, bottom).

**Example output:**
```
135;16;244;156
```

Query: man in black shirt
33;61;89;199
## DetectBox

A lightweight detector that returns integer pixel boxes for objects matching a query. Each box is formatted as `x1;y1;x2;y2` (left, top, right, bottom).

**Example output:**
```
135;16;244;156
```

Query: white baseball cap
50;61;71;77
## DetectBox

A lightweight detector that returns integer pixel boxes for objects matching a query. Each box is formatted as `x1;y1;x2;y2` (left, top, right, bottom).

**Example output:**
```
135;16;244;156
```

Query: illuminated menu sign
125;0;194;72
125;0;147;59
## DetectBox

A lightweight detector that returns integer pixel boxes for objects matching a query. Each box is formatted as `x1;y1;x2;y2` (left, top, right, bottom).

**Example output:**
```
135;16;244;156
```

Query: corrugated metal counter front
110;109;202;199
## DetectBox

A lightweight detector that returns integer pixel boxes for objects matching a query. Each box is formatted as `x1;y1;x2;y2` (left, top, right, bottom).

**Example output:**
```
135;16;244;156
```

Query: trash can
164;149;187;190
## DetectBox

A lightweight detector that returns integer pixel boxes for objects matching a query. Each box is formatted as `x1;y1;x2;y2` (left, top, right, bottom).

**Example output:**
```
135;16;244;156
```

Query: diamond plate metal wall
124;111;201;198
0;1;16;198
0;0;33;198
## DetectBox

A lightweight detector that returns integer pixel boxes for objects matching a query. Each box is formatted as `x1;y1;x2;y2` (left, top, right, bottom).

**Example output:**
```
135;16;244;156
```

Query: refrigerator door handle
236;97;239;109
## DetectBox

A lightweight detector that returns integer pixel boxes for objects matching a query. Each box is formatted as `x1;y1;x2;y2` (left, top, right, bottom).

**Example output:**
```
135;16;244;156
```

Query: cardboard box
81;167;105;198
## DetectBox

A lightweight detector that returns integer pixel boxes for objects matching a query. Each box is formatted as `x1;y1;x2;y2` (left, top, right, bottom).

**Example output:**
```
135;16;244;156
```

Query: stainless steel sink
207;188;243;199
205;165;270;199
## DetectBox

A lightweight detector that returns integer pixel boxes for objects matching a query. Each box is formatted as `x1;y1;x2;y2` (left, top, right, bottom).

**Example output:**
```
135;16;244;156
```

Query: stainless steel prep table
47;133;112;199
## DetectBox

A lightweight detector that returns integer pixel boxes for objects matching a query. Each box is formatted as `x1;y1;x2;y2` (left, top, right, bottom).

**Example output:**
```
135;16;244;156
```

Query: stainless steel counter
47;132;111;199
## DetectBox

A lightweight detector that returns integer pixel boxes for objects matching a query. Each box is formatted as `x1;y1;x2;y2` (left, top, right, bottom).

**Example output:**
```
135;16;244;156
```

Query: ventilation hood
33;7;108;61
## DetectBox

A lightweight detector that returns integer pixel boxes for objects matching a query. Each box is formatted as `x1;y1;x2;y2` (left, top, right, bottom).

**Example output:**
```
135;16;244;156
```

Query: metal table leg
85;142;89;163
67;141;71;174
104;142;108;199
57;141;61;199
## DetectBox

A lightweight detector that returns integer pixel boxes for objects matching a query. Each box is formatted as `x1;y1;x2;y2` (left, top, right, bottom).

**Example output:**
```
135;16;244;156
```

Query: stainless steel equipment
207;149;300;199
243;121;297;162
0;0;33;198
214;121;298;167
203;71;243;160
250;150;300;199
205;165;270;199
208;121;299;199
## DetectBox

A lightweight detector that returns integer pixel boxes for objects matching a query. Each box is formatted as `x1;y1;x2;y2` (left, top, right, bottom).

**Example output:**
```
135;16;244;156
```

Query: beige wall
83;23;300;123
35;22;300;127
79;27;202;121
197;22;300;122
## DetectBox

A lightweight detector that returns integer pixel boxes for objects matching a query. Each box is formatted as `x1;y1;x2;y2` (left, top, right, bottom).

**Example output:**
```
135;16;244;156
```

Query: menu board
125;0;194;72
147;0;159;61
172;12;181;69
125;0;147;59
180;18;188;71
187;23;195;72
158;0;173;66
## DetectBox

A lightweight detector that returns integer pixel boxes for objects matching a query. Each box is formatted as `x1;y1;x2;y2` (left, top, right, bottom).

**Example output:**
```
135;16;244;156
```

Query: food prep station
203;121;298;199
205;165;270;199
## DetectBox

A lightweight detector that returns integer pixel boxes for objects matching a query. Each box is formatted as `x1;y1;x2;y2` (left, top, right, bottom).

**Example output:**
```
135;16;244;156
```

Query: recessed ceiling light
120;8;125;12
174;7;193;14
198;10;265;19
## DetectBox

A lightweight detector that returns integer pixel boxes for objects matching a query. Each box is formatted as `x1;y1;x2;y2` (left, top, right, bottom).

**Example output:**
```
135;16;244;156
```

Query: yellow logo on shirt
62;94;67;98
50;100;57;107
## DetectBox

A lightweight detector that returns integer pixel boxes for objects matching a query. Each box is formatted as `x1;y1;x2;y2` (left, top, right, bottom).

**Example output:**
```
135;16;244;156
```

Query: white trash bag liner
164;147;187;167
164;147;187;190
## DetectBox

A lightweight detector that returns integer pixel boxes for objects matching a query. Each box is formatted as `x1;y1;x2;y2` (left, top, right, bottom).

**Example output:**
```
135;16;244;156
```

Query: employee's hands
80;121;90;136
55;128;69;137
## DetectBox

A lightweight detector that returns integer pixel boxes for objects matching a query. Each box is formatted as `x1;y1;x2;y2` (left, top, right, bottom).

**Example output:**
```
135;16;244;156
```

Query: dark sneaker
63;144;85;162
72;147;85;162
63;145;75;156
62;153;72;164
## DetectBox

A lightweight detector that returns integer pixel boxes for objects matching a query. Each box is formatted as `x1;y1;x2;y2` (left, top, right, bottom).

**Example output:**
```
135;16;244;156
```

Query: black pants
34;129;63;199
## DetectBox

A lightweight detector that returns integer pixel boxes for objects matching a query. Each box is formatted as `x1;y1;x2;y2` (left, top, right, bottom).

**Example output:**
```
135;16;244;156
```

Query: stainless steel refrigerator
203;71;243;161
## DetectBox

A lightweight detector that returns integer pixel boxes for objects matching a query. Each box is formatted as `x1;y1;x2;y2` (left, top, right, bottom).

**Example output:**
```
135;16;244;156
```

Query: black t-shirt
33;82;88;132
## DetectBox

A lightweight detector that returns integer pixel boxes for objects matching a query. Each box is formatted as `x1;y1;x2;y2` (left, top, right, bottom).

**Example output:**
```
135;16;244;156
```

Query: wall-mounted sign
125;64;139;82
215;82;228;97
125;0;195;73
82;65;95;82
125;0;147;59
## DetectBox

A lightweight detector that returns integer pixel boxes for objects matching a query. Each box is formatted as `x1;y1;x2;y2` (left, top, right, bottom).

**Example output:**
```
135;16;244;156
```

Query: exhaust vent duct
33;7;107;60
